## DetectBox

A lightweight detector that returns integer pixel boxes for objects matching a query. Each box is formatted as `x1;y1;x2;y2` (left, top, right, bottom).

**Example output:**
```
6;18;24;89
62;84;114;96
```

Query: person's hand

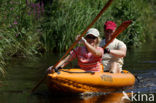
76;35;87;44
47;66;62;73
55;66;62;71
78;37;87;44
47;66;53;73
104;48;110;53
81;37;87;43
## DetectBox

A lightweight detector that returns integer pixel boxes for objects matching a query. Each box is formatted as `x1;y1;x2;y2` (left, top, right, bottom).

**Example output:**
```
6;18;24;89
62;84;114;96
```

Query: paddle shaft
31;0;113;92
32;75;46;92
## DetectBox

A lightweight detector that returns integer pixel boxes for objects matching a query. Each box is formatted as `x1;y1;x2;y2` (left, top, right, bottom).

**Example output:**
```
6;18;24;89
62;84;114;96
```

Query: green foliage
0;50;5;77
0;0;155;74
112;0;154;46
40;0;155;51
0;0;43;74
110;0;144;46
0;0;40;56
40;0;107;52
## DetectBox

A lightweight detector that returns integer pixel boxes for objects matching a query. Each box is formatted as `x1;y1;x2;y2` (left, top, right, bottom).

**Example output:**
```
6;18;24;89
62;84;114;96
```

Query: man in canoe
54;28;104;72
100;21;127;73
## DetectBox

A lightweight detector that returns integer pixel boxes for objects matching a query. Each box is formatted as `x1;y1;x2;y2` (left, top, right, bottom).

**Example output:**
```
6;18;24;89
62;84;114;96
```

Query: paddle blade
103;20;132;49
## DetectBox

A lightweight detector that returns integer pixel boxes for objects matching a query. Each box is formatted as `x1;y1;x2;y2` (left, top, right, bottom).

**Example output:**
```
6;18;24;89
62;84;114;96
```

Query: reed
0;0;43;74
40;0;109;52
40;0;155;51
0;0;155;75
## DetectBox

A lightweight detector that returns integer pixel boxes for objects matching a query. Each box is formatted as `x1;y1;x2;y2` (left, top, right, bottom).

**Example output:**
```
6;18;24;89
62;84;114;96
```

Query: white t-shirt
100;38;127;71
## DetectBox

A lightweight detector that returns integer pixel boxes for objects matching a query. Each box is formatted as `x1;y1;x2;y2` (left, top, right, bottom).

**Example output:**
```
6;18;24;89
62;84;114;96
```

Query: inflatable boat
47;68;135;94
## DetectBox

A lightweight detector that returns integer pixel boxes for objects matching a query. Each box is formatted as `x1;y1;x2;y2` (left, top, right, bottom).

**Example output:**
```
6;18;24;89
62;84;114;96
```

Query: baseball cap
86;28;100;37
104;21;117;31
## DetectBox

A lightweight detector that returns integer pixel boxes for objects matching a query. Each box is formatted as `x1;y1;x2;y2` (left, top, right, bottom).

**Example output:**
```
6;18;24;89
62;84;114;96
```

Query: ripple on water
143;61;156;63
133;69;156;93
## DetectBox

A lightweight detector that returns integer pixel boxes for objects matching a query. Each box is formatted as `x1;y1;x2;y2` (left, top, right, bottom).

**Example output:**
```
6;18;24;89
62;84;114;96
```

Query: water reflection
80;93;131;103
31;92;131;103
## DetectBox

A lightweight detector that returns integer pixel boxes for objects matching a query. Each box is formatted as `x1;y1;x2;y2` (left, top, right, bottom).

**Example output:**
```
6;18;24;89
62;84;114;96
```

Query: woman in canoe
53;28;104;72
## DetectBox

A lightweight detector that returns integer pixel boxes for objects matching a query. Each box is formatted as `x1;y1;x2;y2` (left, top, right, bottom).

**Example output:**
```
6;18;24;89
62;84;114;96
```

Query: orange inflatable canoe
47;69;135;94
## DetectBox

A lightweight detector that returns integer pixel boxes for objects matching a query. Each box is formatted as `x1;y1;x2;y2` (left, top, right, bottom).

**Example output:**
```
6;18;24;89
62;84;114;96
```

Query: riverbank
0;0;156;75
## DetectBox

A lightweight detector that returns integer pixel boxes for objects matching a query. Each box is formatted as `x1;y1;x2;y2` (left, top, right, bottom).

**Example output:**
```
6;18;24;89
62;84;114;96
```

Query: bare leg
109;62;120;73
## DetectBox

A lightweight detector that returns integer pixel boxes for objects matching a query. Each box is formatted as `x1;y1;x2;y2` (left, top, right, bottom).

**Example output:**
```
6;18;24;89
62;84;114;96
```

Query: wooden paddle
102;20;132;49
31;0;114;92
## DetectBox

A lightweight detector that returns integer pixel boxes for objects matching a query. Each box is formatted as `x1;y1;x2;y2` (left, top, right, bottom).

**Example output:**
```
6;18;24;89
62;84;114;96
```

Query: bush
0;0;155;75
0;0;44;74
40;0;155;51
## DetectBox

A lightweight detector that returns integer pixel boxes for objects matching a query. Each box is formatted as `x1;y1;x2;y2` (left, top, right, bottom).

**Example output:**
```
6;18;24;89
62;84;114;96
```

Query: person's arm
82;38;103;57
109;47;127;58
85;42;103;57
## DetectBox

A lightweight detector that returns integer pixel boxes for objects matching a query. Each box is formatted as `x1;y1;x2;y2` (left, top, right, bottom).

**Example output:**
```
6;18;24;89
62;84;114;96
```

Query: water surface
0;40;156;103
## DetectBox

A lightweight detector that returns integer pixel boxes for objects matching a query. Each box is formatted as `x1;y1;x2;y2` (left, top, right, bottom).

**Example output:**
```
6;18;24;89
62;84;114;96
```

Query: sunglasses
85;35;97;39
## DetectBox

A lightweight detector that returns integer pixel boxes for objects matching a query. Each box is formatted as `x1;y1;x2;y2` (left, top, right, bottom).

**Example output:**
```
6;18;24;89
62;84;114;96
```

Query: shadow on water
31;92;132;103
0;40;156;103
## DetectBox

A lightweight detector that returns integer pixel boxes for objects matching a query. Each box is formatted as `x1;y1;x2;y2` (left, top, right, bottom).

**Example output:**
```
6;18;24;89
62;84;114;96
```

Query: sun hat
104;21;117;31
86;28;100;37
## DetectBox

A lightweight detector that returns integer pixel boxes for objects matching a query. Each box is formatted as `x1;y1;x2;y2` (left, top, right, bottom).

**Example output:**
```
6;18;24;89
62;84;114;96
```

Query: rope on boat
59;70;95;74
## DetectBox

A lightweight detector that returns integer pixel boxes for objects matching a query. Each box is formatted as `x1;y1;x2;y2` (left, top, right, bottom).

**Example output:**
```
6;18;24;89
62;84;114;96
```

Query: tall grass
40;0;155;51
0;0;155;75
40;0;114;52
0;0;42;56
0;0;44;75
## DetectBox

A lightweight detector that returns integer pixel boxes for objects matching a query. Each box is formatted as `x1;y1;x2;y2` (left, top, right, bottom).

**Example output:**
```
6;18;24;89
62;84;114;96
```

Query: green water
0;40;156;103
